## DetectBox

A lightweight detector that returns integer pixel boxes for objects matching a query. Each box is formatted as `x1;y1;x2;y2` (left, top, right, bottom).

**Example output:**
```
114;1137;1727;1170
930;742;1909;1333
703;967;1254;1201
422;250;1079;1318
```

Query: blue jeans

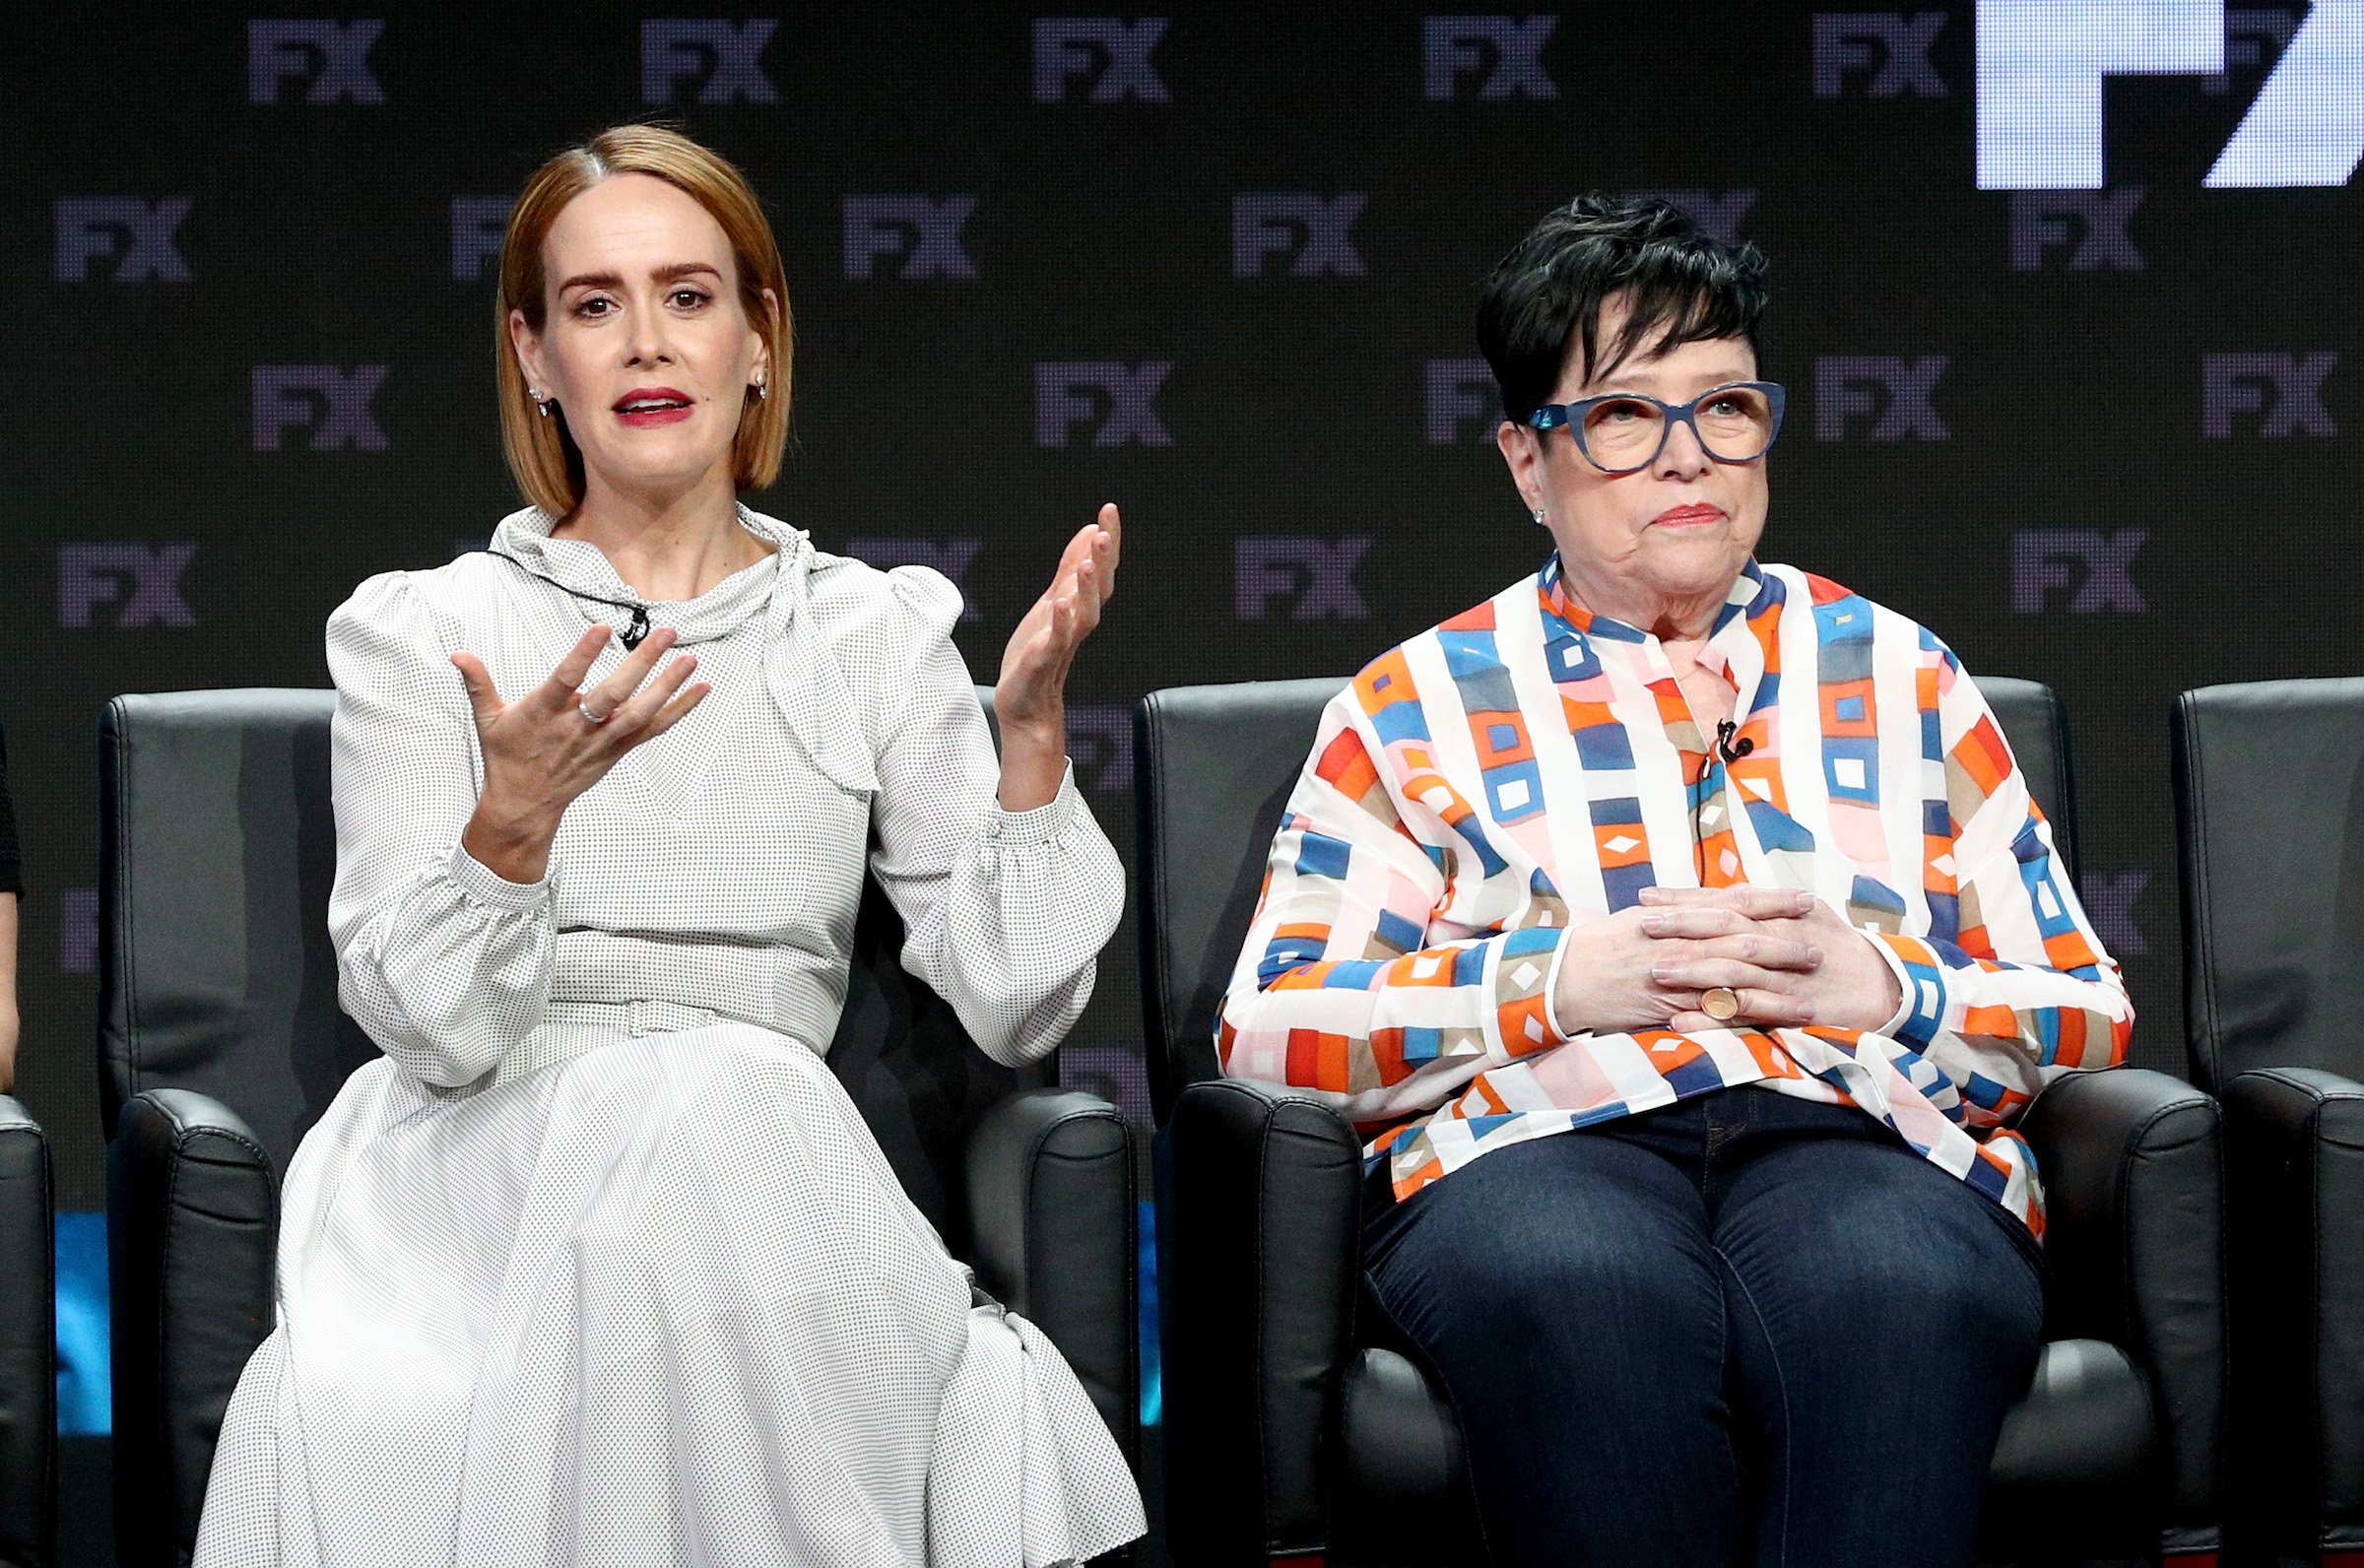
1360;1087;2045;1567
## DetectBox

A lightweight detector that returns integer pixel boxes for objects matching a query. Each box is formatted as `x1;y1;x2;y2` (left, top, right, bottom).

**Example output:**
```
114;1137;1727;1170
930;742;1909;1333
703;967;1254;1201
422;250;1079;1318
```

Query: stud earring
1532;506;1548;526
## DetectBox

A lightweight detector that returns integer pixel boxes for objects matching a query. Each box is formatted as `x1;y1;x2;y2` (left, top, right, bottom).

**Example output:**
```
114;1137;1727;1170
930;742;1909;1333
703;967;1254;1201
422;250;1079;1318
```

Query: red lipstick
613;386;694;427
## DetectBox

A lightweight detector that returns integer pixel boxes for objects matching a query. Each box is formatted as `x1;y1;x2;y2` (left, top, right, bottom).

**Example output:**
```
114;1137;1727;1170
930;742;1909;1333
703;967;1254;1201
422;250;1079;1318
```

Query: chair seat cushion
1328;1339;2155;1568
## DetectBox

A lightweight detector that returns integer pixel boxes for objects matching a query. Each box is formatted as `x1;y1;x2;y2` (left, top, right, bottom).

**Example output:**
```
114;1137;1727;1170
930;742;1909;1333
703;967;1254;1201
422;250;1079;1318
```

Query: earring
1532;506;1548;526
750;370;766;404
531;388;553;419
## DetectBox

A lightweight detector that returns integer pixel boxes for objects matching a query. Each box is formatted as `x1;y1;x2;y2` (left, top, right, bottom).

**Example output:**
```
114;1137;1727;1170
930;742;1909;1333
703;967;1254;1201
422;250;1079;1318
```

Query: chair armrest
964;1085;1138;1465
0;1095;54;1568
2221;1066;2364;1558
2019;1067;2224;1554
107;1087;278;1568
1158;1078;1363;1565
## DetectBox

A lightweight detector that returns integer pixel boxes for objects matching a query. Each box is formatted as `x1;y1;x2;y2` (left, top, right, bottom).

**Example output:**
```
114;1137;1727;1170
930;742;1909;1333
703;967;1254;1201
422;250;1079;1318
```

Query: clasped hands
1549;884;1905;1037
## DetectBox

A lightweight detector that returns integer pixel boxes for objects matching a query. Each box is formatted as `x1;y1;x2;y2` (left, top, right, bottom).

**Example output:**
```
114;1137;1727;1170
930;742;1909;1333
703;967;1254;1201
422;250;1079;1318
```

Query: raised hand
1633;884;1902;1033
451;624;708;882
994;503;1120;810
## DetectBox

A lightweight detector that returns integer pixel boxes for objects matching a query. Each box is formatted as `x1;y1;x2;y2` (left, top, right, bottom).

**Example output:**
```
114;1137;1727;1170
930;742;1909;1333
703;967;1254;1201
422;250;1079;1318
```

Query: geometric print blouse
1216;555;2132;1234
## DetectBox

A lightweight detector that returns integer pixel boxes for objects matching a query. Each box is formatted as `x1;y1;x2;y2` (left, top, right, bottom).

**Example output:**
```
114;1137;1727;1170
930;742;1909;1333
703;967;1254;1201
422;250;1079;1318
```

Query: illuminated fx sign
1977;0;2364;188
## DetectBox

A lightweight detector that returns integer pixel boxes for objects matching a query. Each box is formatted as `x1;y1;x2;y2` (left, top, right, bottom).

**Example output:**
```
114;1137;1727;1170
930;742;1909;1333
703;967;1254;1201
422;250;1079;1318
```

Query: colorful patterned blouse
1216;556;2132;1234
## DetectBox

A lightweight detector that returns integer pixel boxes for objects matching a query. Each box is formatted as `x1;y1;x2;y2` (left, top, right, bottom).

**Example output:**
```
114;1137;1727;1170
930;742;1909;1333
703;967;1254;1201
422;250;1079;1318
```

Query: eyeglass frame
1527;380;1788;476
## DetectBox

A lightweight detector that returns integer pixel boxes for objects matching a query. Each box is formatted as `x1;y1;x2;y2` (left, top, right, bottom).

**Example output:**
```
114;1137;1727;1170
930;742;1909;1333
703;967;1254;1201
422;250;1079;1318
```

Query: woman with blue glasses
1217;194;2130;1565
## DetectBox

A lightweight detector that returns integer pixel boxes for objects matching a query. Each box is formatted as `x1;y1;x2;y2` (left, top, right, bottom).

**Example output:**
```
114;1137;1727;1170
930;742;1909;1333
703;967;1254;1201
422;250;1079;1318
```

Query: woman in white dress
193;123;1147;1567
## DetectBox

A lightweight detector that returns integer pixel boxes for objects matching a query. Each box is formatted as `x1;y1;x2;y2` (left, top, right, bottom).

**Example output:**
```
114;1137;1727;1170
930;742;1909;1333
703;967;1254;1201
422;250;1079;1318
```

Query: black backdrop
9;2;2359;1210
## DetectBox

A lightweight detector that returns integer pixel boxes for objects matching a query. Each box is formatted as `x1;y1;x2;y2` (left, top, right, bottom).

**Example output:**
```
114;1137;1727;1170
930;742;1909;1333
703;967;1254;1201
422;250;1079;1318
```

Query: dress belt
489;999;726;1087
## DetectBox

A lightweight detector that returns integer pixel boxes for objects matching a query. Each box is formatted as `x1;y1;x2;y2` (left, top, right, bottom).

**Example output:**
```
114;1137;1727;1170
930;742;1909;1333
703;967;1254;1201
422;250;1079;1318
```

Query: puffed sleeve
866;566;1123;1068
326;572;555;1088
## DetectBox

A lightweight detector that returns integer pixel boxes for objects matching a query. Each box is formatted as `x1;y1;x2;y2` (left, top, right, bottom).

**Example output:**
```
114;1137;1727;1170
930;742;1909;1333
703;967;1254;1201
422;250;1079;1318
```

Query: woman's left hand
994;504;1120;809
1636;884;1904;1034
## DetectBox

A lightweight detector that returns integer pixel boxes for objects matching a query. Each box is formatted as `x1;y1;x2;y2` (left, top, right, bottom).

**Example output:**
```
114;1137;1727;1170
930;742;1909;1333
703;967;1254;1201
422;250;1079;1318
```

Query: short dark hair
1477;193;1770;425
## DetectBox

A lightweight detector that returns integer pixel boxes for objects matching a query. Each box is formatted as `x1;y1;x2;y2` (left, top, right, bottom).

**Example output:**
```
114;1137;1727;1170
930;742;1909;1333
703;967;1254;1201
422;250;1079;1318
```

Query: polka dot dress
192;506;1144;1567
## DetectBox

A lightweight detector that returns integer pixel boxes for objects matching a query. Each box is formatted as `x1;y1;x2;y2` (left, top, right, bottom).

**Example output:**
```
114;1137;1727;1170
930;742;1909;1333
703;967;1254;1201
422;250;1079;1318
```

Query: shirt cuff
1868;931;1945;1047
982;759;1083;852
446;840;555;912
1539;923;1579;1042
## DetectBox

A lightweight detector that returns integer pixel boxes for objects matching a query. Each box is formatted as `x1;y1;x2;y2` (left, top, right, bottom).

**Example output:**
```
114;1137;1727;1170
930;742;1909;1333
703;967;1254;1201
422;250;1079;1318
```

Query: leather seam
1025;1103;1138;1452
156;1103;277;1539
2311;1093;2331;1535
1143;698;1179;1103
2180;694;2223;1091
111;701;146;1117
1246;1086;1285;1554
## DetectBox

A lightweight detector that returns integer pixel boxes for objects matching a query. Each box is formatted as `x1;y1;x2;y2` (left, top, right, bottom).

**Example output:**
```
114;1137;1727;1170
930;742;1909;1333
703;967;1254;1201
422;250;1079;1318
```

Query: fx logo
2201;353;2337;437
1811;12;1948;97
1422;15;1559;99
1236;537;1371;621
1033;18;1169;102
843;538;984;621
253;365;390;452
1425;359;1499;444
450;196;513;282
1626;189;1757;247
2010;529;2147;613
1231;193;1367;278
1978;0;2364;187
247;20;385;104
60;888;98;977
1035;362;1173;447
641;19;777;103
55;197;192;282
843;196;978;281
59;544;196;629
1066;704;1135;794
2007;187;2144;271
2077;870;2151;958
1814;357;1949;440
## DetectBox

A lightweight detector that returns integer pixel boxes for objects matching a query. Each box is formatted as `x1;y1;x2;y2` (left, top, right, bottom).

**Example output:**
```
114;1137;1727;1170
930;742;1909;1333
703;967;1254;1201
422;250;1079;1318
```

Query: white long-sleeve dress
193;504;1146;1568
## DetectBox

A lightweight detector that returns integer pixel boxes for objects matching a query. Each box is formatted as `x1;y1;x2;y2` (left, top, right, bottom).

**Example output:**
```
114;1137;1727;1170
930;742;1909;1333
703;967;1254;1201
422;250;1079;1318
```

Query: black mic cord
482;549;654;650
1715;719;1754;764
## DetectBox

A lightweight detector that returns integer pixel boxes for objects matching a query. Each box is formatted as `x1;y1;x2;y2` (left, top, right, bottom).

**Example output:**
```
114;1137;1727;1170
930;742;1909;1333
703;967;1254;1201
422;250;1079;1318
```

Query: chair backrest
1136;674;2076;1123
98;686;1044;1247
2173;678;2364;1092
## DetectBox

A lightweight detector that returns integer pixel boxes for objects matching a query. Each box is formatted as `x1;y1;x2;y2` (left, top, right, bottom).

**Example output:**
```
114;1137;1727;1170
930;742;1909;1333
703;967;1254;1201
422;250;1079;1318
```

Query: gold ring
1700;985;1742;1022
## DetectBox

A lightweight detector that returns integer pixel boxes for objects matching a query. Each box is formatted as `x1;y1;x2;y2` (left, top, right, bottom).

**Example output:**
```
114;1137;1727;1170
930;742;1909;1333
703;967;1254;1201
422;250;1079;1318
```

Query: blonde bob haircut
496;123;791;517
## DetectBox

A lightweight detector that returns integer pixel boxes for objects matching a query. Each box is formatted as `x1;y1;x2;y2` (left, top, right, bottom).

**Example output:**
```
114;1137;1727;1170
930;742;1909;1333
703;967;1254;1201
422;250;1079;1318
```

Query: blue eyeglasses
1529;381;1787;475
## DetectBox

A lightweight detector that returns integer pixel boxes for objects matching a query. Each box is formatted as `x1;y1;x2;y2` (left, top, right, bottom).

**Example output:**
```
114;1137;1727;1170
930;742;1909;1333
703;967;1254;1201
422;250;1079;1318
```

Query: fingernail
1638;885;1664;903
1650;962;1675;982
1640;915;1666;935
1806;946;1824;965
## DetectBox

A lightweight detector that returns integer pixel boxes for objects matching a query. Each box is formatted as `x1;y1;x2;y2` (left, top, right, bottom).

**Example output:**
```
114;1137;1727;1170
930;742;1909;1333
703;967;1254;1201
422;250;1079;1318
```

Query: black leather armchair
98;687;1137;1567
0;1094;53;1568
1141;677;2223;1568
2174;679;2364;1566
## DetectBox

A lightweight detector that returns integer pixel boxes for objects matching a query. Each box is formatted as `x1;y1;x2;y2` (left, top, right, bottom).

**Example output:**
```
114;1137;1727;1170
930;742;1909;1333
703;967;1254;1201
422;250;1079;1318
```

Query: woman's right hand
451;625;708;883
1550;887;1824;1036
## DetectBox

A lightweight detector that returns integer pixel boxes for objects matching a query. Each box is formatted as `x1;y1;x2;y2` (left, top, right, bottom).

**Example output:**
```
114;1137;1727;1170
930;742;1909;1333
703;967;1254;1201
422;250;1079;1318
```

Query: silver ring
579;701;610;726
